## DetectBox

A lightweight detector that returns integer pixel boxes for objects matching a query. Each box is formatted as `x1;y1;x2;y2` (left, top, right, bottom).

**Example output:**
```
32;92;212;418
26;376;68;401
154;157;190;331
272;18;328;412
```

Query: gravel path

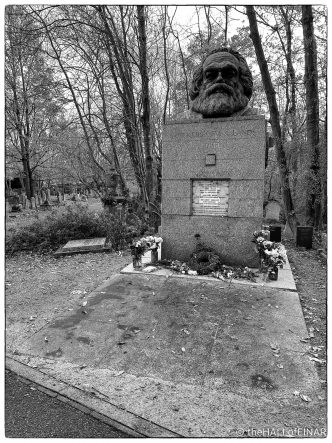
5;369;129;438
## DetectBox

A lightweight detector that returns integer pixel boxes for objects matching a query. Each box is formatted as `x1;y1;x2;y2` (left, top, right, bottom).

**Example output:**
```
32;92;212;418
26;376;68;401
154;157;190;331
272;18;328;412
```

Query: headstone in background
31;196;37;209
37;192;41;206
41;190;46;203
265;200;281;221
116;203;125;220
6;200;10;219
8;195;19;207
46;188;51;202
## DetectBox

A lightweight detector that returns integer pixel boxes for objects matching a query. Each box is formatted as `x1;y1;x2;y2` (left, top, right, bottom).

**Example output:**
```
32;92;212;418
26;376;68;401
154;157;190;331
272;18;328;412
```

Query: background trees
5;5;327;231
5;5;64;198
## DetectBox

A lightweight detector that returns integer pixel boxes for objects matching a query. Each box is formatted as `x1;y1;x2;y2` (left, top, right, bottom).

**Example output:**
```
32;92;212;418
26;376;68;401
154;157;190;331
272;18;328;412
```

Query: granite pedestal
161;115;266;266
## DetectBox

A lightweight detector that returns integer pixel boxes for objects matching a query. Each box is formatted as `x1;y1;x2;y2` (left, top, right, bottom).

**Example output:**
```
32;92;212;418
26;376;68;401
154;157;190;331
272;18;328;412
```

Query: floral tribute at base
157;241;259;282
130;229;287;282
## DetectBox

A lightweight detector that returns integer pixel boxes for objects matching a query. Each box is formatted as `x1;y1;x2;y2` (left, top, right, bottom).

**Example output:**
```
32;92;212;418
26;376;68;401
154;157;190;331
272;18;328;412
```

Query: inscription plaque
192;180;229;216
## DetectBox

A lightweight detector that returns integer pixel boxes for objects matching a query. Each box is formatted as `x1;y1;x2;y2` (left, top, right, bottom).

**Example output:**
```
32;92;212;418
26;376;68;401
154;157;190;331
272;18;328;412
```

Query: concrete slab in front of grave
15;273;323;437
54;237;110;256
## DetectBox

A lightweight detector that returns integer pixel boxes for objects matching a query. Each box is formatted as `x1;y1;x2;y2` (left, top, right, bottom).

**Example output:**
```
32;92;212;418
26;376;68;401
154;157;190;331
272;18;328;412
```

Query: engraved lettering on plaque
192;180;229;216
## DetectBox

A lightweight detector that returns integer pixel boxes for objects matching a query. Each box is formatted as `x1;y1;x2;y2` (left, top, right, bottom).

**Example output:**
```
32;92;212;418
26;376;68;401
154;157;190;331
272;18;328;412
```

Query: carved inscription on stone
192;180;229;216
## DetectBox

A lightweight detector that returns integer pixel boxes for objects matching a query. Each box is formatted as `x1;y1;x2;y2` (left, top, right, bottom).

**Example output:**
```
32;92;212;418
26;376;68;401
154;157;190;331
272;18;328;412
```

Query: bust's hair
189;47;253;101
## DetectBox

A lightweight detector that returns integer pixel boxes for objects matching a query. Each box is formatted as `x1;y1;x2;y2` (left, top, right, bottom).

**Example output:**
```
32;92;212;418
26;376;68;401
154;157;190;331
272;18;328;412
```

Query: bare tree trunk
281;8;297;136
246;5;297;233
137;5;153;202
167;13;190;110
12;80;33;198
162;6;170;124
95;5;148;203
204;6;212;44
301;5;321;227
195;6;204;50
224;6;229;44
278;7;297;139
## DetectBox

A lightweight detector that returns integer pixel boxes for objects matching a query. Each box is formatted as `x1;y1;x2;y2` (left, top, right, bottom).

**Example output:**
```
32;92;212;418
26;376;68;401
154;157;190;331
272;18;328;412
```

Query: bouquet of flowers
130;236;163;255
130;240;146;259
252;230;287;274
141;235;163;251
130;235;163;266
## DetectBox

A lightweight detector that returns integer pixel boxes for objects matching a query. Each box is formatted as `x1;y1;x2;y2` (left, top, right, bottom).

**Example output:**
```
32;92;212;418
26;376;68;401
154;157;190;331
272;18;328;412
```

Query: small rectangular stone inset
192;180;229;216
205;154;216;166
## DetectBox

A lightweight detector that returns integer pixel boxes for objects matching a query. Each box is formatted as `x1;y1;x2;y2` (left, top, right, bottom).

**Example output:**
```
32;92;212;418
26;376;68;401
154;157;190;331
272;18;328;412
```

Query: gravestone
22;194;27;209
265;200;281;221
8;195;19;207
161;47;265;267
6;200;10;218
54;238;110;256
41;190;46;203
31;196;37;209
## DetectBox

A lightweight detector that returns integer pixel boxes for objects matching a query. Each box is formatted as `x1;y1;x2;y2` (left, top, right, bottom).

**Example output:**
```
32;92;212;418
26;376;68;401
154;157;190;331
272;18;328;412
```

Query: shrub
5;204;144;254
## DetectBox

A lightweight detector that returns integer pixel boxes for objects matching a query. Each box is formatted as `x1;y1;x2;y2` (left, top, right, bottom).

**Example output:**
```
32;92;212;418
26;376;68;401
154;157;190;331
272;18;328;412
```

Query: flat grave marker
54;237;109;256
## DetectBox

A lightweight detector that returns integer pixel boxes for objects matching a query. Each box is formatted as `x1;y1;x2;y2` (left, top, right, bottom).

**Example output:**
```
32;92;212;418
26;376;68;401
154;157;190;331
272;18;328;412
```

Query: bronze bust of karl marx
189;47;253;118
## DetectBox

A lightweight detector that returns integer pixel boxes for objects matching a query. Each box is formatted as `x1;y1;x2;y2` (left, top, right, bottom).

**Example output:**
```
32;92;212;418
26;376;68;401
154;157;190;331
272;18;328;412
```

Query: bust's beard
191;86;249;118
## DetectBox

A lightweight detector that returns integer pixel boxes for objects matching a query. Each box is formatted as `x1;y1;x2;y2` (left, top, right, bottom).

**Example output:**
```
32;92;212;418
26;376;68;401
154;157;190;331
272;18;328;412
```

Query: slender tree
301;5;321;227
137;5;153;202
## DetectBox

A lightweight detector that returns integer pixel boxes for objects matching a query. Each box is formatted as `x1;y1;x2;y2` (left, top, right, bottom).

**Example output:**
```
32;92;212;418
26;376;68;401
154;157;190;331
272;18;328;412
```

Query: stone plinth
161;115;266;266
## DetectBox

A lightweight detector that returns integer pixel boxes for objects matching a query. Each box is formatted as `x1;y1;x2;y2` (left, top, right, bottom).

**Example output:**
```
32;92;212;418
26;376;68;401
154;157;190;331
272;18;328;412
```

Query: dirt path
286;242;327;386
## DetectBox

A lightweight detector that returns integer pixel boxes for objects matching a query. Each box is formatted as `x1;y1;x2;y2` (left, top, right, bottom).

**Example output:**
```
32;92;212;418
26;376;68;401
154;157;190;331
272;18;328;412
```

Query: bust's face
191;51;249;117
202;52;241;95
